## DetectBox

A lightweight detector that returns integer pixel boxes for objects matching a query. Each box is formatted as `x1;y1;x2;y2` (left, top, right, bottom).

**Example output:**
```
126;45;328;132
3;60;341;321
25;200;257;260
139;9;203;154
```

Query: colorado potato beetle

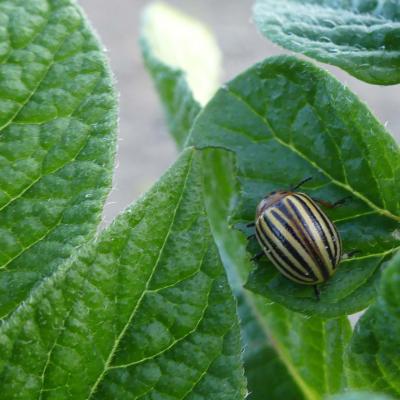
248;178;352;298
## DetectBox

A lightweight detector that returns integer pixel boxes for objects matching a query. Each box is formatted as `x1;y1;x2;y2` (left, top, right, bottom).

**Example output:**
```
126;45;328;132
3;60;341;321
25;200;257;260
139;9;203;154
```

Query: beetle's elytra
252;188;343;288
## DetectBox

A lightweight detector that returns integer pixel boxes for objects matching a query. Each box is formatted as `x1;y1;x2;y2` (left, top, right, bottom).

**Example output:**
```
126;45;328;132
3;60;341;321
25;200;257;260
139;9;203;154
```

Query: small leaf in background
189;55;400;317
346;251;400;398
253;0;400;85
0;149;246;400
140;1;221;149
0;0;117;319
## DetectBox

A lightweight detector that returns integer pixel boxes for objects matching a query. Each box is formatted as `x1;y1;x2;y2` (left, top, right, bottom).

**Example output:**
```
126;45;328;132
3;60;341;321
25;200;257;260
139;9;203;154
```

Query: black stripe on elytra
270;209;315;259
293;194;337;267
256;224;313;283
286;198;331;280
267;244;313;283
256;223;316;282
297;193;341;265
276;200;327;278
261;215;317;280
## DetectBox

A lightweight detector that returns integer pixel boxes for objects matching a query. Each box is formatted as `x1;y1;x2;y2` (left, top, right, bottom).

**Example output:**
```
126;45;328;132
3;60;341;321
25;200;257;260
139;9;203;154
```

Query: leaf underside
188;55;400;317
253;0;400;85
0;0;117;320
0;149;246;400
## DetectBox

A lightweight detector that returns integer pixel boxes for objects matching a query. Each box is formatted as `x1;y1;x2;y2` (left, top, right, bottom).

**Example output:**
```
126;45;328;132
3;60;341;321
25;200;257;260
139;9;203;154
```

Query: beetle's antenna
291;176;312;191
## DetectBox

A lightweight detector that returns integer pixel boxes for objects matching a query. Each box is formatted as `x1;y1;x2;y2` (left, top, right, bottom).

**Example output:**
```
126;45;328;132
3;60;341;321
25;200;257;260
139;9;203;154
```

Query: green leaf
140;2;221;149
253;0;400;85
345;251;400;397
203;151;352;399
202;142;352;400
327;392;395;400
0;148;246;400
248;295;352;400
238;297;303;399
0;0;117;319
188;55;400;317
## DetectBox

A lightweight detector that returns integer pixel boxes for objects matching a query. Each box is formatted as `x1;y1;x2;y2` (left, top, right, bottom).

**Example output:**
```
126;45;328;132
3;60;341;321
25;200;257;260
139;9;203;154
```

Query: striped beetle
247;178;353;299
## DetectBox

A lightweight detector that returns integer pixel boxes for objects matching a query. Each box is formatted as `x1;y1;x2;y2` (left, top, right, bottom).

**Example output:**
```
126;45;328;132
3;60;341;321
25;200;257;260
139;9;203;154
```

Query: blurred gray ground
79;0;400;224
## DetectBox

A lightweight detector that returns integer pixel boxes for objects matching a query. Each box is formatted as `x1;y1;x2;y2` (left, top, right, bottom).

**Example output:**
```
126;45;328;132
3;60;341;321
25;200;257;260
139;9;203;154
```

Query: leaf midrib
86;150;195;399
225;86;400;223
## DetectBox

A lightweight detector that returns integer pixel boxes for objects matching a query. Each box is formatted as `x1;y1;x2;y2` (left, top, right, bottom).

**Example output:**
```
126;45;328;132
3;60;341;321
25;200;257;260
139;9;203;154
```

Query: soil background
79;0;400;223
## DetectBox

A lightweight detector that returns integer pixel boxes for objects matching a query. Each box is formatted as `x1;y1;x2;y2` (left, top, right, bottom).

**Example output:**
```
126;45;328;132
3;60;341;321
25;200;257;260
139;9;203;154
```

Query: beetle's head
256;191;289;217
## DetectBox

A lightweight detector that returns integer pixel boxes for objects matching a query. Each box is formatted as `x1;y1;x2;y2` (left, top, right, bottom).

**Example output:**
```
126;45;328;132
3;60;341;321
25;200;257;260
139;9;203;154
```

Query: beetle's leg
343;249;361;259
313;285;320;301
332;196;352;208
312;196;352;209
251;252;265;262
291;176;312;191
246;222;255;228
247;234;256;240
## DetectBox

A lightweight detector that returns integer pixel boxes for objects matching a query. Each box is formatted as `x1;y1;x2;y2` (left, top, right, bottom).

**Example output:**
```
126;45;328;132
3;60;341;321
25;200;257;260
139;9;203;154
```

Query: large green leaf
0;148;246;399
208;157;352;400
202;150;352;400
188;55;400;317
253;0;400;85
345;251;400;397
0;0;117;319
140;2;221;149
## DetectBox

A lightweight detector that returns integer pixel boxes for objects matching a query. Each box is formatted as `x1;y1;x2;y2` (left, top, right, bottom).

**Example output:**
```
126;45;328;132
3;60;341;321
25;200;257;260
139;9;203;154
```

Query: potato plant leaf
0;149;246;400
253;0;400;85
345;251;400;397
0;0;117;319
140;2;221;149
202;150;353;400
188;55;400;317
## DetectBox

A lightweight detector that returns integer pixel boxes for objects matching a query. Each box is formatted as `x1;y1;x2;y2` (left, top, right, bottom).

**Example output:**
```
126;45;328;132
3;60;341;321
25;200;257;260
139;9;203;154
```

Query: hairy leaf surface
346;252;400;397
0;0;117;319
189;55;400;317
0;149;246;400
253;0;400;85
